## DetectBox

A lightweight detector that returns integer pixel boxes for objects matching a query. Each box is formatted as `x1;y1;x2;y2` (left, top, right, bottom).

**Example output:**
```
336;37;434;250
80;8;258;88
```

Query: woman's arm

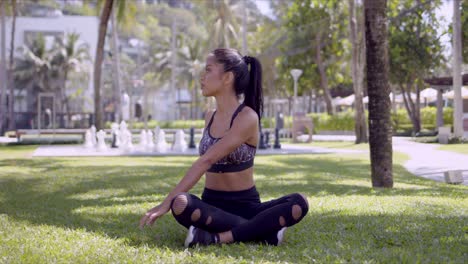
139;107;258;228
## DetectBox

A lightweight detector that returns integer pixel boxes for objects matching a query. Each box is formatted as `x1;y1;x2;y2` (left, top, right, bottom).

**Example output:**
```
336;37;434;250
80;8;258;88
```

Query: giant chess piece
265;131;271;148
96;130;107;151
147;130;155;150
273;128;281;149
173;129;187;152
258;131;267;149
139;130;148;149
90;125;97;146
155;129;168;153
122;129;134;151
119;121;128;147
111;122;119;148
84;129;94;148
188;127;196;149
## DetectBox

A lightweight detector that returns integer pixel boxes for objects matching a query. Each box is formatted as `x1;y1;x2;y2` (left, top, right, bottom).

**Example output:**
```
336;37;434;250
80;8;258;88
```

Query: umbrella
443;87;468;99
420;88;438;100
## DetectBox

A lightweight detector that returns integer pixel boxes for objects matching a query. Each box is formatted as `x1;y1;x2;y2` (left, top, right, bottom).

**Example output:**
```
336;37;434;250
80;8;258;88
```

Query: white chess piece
96;130;107;151
153;126;160;143
173;129;187;152
90;125;97;146
139;130;148;149
147;130;154;150
119;121;128;147
155;129;168;153
124;129;133;150
84;129;94;148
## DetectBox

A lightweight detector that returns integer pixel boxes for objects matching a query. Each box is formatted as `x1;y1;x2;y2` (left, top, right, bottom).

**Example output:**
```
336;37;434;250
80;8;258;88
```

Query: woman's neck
214;90;240;116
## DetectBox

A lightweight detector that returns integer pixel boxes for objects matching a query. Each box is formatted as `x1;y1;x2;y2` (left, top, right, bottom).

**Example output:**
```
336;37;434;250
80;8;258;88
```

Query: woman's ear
222;71;235;86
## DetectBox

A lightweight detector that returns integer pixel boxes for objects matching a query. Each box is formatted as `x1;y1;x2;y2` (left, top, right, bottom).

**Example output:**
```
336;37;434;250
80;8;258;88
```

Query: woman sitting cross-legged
139;48;309;247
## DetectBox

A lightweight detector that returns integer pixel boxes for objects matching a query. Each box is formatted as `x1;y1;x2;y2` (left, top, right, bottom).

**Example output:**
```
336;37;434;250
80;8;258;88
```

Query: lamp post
290;69;303;116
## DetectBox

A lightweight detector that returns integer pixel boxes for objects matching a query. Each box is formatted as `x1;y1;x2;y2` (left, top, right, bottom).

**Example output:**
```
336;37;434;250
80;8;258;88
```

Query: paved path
19;134;468;186
392;137;468;185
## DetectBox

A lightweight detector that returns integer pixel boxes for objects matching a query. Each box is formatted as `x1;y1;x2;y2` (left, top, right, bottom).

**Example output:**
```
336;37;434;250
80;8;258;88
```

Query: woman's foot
184;226;219;247
264;227;287;246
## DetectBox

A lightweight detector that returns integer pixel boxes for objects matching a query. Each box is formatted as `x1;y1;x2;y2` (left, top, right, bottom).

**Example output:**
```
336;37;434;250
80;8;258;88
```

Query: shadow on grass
0;155;466;261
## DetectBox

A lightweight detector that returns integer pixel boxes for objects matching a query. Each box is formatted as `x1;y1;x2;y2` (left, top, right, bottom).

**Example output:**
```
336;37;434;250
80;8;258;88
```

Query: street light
290;69;303;115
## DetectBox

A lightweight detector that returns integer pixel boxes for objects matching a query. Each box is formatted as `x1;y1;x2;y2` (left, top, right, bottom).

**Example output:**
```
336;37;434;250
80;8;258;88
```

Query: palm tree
365;0;393;187
8;0;17;130
14;35;53;112
206;0;241;49
93;0;114;130
51;32;91;126
0;0;6;134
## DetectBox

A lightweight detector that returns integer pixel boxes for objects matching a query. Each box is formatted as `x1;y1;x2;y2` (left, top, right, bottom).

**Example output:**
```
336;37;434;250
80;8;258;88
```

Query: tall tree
452;0;463;138
0;0;6;134
388;0;444;134
365;0;393;188
348;0;368;143
462;0;468;63
93;0;114;130
8;0;16;130
282;0;349;115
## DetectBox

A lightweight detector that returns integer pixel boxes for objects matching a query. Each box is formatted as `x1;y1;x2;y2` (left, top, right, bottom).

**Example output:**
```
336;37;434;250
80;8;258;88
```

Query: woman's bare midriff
204;167;255;191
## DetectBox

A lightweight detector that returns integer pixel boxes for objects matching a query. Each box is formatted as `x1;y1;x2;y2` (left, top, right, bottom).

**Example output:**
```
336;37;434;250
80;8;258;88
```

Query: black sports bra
198;104;256;173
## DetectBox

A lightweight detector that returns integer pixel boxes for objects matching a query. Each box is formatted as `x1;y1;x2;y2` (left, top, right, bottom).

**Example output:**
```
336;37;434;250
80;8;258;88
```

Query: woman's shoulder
236;105;258;126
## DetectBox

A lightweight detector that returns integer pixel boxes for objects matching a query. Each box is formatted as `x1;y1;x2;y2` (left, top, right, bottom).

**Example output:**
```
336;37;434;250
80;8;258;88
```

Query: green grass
438;144;468;155
0;146;466;263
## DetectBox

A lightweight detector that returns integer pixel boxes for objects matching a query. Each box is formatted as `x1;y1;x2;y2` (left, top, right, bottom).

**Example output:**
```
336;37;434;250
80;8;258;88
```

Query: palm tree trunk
453;0;463;138
365;0;393;188
0;0;7;135
94;0;114;130
110;5;123;123
349;0;368;143
8;0;16;130
315;33;334;115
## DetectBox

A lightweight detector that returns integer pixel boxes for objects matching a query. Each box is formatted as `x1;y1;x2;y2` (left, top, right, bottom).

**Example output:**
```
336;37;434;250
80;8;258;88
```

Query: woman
140;48;309;247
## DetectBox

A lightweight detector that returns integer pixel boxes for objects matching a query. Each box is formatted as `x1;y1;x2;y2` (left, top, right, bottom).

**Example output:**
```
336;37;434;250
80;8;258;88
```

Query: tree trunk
400;82;421;134
349;0;368;143
365;0;393;188
315;32;334;115
63;70;71;128
436;89;443;128
453;0;463;138
110;4;123;123
93;0;114;130
0;0;6;135
8;0;16;130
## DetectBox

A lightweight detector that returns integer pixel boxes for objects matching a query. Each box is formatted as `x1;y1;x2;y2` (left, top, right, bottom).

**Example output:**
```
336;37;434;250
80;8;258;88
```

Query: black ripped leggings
170;186;309;243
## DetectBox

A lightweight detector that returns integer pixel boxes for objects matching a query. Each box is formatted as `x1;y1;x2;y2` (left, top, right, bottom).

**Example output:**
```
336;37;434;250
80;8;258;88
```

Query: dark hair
212;48;263;119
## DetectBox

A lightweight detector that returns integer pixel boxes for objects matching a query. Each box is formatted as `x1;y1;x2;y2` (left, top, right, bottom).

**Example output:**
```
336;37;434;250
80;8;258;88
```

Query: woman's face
200;54;226;97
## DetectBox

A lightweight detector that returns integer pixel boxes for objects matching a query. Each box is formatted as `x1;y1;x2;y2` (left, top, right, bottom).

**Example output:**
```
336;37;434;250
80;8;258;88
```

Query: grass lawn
0;145;466;263
438;144;468;155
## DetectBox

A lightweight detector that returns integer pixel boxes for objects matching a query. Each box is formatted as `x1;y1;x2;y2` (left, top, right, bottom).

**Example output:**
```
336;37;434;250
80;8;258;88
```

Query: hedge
106;107;453;134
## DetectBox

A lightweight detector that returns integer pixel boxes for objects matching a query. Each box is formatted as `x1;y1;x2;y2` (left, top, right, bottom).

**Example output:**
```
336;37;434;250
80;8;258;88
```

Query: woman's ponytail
243;56;263;120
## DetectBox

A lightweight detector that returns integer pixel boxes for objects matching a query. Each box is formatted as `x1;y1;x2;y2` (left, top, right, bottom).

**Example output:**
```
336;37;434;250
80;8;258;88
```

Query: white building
4;14;98;113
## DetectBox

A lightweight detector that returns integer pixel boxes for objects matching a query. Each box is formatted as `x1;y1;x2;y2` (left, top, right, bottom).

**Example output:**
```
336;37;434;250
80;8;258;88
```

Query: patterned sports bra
199;104;257;173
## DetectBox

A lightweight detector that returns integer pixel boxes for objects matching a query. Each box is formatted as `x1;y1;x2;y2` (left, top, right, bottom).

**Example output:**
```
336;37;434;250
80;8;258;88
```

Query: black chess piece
189;127;196;149
273;128;281;149
111;131;118;148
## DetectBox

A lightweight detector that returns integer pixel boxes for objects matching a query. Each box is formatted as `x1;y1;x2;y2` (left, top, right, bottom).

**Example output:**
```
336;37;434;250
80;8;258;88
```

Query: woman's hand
139;202;171;229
